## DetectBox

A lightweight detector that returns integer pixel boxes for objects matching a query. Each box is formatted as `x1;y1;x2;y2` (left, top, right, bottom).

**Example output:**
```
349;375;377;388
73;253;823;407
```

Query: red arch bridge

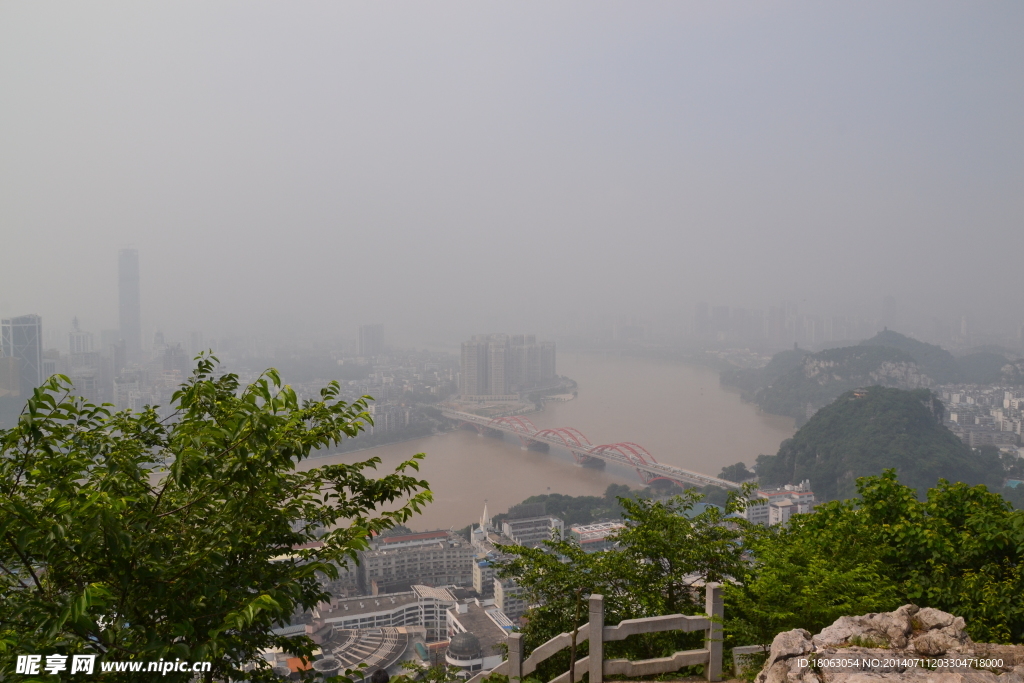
440;408;742;490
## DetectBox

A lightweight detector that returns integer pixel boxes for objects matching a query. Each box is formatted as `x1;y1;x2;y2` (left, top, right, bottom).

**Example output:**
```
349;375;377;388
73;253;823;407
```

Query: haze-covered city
2;3;1023;682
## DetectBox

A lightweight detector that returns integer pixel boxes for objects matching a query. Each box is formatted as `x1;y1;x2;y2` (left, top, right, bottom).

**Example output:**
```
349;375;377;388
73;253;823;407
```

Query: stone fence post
508;632;523;681
705;583;723;682
589;594;605;683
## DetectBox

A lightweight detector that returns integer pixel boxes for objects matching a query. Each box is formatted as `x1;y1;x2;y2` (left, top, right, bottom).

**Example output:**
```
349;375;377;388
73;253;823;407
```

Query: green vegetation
491;486;636;528
0;359;431;682
719;348;809;400
490;483;733;530
722;331;1022;426
957;351;1012;384
756;345;921;425
239;353;371;384
497;489;752;681
492;469;1024;683
756;386;1001;501
719;462;755;482
729;470;1024;646
860;330;960;383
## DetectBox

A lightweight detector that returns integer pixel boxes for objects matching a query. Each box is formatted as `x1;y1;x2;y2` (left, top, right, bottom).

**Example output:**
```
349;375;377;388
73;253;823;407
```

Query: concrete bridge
440;407;742;490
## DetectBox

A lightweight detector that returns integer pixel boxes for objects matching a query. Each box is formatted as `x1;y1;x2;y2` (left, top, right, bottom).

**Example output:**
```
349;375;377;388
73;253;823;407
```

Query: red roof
378;530;449;545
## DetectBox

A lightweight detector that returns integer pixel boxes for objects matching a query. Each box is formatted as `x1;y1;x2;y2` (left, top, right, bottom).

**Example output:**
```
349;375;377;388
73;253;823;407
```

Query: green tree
728;470;1024;646
497;488;753;680
719;462;754;483
0;358;432;681
726;518;900;651
496;535;617;682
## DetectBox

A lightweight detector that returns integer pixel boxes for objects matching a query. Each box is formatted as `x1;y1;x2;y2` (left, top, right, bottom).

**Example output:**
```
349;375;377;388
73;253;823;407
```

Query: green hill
958;351;1011;384
860;330;960;383
719;347;809;399
755;386;1003;501
755;345;928;425
1002;359;1024;385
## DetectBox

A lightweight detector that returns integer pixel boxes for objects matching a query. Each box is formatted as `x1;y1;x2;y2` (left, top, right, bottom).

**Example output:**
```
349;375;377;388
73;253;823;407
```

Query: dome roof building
448;632;482;659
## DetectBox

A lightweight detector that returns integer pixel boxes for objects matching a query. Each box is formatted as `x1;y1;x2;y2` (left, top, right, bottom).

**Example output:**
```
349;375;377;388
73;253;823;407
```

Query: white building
312;585;463;641
494;578;528;620
502;515;564;547
445;598;511;675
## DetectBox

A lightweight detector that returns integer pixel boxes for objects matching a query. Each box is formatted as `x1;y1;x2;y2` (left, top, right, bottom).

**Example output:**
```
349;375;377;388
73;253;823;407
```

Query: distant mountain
1001;359;1024;386
859;330;1017;385
860;330;960;383
755;387;1003;501
755;345;930;425
721;331;1020;425
719;348;809;399
957;351;1010;384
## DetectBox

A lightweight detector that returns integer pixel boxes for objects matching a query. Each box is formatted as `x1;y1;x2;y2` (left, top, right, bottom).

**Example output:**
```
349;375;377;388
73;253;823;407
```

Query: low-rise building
359;533;474;594
472;558;497;598
501;515;564;547
493;578;528;621
569;521;625;553
311;584;466;641
744;481;816;527
445;598;512;674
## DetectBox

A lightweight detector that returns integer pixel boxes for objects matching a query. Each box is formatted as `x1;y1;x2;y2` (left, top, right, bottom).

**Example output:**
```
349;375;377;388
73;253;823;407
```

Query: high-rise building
460;334;555;398
486;339;508;395
0;357;20;396
118;248;142;361
358;324;385;357
68;317;94;355
460;339;488;396
1;314;43;397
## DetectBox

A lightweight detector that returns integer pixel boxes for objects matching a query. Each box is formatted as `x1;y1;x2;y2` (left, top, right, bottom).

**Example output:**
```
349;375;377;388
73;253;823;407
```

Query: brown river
299;353;794;530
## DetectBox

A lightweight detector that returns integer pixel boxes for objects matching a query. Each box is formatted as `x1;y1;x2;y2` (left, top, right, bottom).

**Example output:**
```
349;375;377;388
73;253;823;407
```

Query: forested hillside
755;386;1002;501
756;346;929;425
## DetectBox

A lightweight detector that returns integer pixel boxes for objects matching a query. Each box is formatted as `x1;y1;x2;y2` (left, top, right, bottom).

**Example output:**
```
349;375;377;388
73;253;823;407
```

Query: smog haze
1;2;1022;346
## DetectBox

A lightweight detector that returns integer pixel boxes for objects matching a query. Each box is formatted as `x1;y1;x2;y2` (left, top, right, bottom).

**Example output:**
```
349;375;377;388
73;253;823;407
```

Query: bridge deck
441;409;742;490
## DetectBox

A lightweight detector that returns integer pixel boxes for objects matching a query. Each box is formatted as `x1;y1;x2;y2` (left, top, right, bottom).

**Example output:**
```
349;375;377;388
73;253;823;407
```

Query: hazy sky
2;2;1022;345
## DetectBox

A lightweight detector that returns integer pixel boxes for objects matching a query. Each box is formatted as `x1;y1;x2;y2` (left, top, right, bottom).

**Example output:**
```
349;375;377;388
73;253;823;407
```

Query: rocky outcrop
755;605;1024;683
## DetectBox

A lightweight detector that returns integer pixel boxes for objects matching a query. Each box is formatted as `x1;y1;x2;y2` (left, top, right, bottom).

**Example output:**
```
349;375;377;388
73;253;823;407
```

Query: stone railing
466;584;724;683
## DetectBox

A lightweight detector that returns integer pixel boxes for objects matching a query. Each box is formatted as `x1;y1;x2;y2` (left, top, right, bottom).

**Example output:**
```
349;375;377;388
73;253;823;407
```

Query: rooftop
315;592;420;620
570;521;625;543
412;585;459;601
376;530;450;546
447;602;509;657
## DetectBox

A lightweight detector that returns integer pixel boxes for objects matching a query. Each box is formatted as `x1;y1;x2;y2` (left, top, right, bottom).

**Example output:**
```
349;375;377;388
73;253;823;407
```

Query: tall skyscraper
460;339;488;396
68;317;94;354
358;324;385;357
118;248;142;361
1;314;43;397
460;333;555;398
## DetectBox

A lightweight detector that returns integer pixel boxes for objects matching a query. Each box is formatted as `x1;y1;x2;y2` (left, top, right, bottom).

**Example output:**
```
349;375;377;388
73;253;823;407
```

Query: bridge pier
440;408;742;492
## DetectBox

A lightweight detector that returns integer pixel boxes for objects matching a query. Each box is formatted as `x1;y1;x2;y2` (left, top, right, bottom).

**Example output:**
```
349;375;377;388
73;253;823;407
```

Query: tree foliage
860;330;961;384
719;462;755;483
756;346;922;425
729;470;1024;646
756;387;999;501
0;357;432;681
496;489;753;681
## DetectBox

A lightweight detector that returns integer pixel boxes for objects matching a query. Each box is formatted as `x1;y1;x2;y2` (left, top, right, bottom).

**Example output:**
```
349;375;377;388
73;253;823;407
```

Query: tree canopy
729;470;1024;646
755;386;1000;501
496;489;753;680
0;357;431;681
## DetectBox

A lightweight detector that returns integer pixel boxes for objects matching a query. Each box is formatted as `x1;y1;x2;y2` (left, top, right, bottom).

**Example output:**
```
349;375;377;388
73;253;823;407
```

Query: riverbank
300;353;794;530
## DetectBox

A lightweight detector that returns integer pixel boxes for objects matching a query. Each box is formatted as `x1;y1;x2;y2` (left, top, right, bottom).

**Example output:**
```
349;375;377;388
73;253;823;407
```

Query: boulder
754;605;1024;683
